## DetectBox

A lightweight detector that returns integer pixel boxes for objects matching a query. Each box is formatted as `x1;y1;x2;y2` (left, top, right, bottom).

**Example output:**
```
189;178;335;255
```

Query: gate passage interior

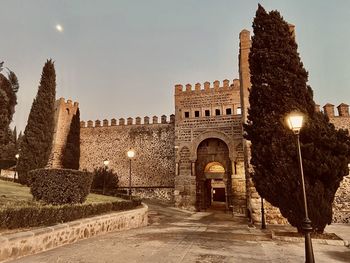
195;138;233;211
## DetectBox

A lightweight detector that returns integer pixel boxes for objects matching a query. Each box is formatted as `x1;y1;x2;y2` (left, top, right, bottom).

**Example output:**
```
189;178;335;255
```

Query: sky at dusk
1;0;350;132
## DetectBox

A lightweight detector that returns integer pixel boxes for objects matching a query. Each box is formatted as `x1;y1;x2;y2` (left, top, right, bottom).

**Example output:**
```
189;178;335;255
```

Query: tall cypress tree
0;75;11;149
17;59;56;184
61;108;80;169
0;68;19;160
245;5;350;232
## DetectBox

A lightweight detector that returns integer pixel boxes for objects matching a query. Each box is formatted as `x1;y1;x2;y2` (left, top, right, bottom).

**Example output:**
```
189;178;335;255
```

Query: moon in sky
55;24;63;32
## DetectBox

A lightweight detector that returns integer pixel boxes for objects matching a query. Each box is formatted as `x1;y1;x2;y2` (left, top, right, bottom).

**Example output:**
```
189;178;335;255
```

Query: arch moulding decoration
189;130;237;161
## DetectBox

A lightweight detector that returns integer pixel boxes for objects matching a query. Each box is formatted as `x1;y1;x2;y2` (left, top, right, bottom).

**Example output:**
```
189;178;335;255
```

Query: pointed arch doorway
195;138;232;211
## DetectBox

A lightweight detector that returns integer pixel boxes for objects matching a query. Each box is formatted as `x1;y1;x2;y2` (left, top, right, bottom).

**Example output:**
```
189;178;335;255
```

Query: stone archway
190;131;236;162
195;138;232;211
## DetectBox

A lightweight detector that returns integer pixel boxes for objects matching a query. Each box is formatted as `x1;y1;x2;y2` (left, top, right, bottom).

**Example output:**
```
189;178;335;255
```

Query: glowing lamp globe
287;113;304;134
127;150;135;159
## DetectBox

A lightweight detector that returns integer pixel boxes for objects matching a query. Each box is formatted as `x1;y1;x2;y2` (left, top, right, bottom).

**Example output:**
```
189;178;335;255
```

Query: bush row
0;199;141;229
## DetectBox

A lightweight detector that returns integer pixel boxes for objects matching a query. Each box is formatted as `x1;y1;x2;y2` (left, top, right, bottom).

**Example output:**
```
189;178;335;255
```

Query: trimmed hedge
0;159;16;170
0;199;141;229
29;168;93;205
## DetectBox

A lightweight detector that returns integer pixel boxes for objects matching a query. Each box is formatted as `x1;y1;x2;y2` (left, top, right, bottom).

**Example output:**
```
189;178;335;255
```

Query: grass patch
0;180;121;207
0;180;140;230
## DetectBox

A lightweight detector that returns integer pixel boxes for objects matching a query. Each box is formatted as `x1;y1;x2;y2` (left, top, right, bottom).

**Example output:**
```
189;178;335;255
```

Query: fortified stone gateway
51;29;350;224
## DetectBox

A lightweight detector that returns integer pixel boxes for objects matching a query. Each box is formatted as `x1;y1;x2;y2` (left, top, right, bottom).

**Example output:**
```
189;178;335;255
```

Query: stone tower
173;80;246;213
238;29;265;223
47;98;79;168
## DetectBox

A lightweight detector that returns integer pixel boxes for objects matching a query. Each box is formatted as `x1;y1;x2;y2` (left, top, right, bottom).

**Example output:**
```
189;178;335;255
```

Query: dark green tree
1;128;18;161
0;67;19;161
61;108;81;169
0;76;10;149
245;5;350;232
91;167;119;194
17;59;56;185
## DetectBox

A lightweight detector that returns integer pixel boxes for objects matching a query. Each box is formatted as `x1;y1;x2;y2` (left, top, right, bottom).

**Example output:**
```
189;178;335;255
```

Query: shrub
0;159;16;170
0;199;140;229
29;168;93;205
91;167;119;192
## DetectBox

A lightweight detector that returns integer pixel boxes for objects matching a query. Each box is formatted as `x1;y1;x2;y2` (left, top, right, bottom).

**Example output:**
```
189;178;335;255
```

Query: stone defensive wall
319;102;350;223
174;79;240;94
79;115;176;199
174;79;242;143
0;204;148;262
320;103;350;131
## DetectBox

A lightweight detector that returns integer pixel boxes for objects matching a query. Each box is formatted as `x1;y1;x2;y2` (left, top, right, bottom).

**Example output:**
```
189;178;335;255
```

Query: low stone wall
0;170;14;179
249;192;288;225
0;204;148;262
247;180;288;225
119;187;174;202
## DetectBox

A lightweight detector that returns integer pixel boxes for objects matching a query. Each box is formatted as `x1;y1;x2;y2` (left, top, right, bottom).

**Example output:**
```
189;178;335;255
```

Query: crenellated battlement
174;79;240;95
80;114;175;128
315;103;350;118
315;103;350;132
56;97;79;113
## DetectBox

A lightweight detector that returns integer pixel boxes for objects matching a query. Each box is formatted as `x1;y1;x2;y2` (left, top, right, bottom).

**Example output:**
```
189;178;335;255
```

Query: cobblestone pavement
10;201;350;263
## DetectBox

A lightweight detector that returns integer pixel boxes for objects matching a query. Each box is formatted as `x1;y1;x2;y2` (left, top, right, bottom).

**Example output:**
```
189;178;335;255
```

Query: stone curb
271;230;348;247
0;203;148;263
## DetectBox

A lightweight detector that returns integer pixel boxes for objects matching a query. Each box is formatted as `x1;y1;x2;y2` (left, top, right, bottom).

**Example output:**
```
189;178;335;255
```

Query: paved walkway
10;202;350;263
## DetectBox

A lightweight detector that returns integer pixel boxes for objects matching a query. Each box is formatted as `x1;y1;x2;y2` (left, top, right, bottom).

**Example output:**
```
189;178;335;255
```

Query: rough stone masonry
49;28;350;224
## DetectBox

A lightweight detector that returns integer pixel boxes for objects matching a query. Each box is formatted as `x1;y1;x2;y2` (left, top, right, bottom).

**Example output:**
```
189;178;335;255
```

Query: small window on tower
237;107;242;115
215;109;221;116
226;108;232;115
205;110;210;117
184;111;190;118
195;111;200;117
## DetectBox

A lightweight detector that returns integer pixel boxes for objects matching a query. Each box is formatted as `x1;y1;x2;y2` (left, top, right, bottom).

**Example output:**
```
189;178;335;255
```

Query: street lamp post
261;197;266;229
127;149;135;199
287;113;315;263
14;153;19;182
103;159;109;195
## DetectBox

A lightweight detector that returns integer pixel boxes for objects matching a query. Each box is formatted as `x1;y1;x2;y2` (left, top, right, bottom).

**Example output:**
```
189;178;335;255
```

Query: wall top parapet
81;114;175;128
57;97;79;108
174;79;240;95
319;103;350;117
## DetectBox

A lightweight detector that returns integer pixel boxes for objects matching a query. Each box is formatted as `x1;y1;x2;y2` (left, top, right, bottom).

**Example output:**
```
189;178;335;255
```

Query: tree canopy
245;4;350;232
17;59;56;184
0;65;19;161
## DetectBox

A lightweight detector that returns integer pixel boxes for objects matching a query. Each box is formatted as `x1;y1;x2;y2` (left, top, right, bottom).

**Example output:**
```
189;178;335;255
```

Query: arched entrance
195;138;233;211
205;162;226;209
